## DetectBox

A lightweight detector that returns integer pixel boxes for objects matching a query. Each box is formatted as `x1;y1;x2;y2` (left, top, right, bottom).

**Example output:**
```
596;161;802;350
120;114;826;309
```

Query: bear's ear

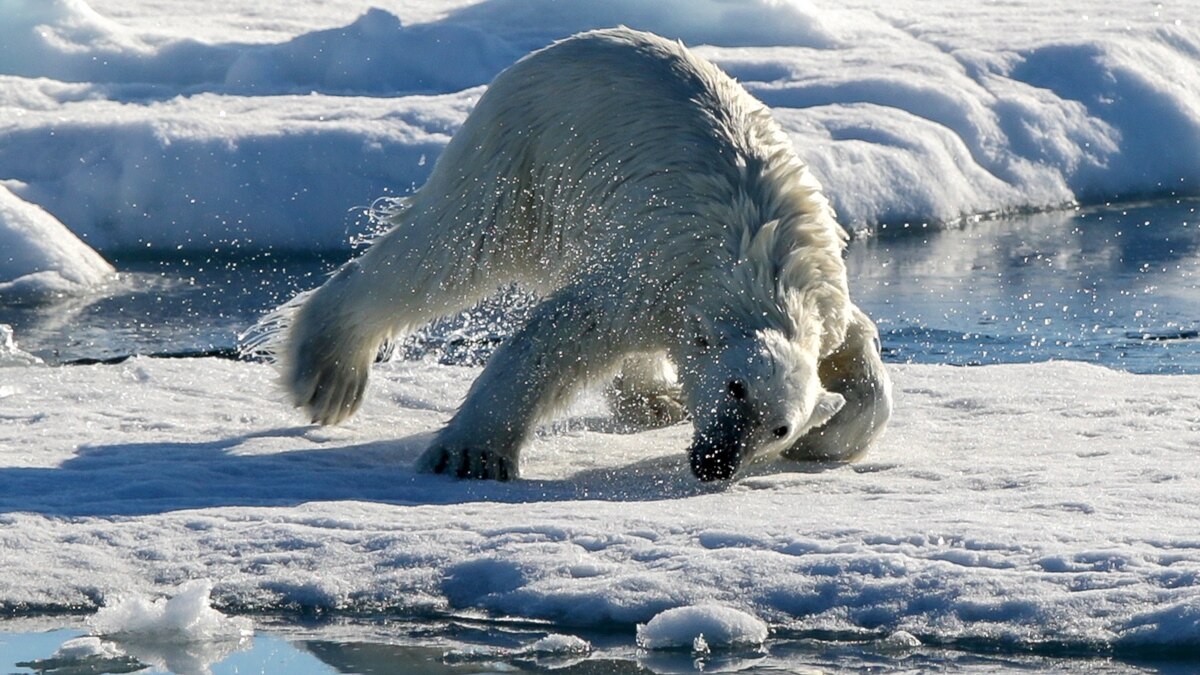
807;391;846;430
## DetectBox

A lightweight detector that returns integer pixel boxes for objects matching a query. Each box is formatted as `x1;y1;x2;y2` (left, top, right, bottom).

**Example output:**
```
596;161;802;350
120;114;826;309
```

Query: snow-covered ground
2;0;1200;668
2;0;1199;295
2;356;1200;657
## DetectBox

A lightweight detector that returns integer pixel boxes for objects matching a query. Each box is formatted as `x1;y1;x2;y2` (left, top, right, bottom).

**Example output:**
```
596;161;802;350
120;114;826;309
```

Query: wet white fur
270;27;890;478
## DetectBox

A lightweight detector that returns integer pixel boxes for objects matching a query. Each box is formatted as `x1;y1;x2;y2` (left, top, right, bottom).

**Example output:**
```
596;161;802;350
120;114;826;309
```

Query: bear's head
674;325;844;481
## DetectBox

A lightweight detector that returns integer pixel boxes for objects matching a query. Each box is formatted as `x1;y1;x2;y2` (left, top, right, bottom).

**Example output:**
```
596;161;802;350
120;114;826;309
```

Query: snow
636;605;769;650
0;325;44;367
89;580;253;643
0;184;115;299
2;356;1200;656
1;0;1198;273
2;0;1200;666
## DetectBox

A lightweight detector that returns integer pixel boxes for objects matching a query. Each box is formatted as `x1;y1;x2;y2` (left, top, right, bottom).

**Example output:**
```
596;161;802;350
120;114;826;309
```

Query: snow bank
2;0;1199;253
637;605;769;650
0;92;470;252
0;184;114;298
2;357;1200;657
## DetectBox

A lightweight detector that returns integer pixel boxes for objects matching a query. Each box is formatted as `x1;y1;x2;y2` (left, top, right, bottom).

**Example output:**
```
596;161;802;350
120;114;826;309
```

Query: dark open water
2;200;1199;673
4;200;1198;373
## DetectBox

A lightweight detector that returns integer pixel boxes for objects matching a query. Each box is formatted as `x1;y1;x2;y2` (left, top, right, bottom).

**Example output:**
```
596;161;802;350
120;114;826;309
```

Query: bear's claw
419;445;516;481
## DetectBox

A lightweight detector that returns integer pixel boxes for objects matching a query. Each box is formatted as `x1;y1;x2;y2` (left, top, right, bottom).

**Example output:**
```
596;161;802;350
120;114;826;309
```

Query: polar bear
267;27;891;481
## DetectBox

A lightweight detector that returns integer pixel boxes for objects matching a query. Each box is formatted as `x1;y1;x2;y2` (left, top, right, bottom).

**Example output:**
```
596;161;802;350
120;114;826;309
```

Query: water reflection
0;252;339;365
2;201;1198;372
849;200;1200;372
4;620;1186;675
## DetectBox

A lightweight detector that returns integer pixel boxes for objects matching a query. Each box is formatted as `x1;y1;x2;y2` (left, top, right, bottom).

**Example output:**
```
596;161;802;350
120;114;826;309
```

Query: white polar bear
268;27;891;481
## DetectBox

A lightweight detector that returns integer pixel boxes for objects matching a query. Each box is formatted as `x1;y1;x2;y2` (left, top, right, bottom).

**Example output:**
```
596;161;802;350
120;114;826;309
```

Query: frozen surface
1;356;1199;657
0;0;1197;261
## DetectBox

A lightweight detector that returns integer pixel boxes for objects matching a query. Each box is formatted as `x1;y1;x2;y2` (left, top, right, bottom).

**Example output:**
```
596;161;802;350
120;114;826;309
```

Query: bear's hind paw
418;444;518;481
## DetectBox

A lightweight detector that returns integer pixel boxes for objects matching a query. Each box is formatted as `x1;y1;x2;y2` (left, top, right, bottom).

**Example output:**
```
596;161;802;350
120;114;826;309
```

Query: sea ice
1;0;1198;254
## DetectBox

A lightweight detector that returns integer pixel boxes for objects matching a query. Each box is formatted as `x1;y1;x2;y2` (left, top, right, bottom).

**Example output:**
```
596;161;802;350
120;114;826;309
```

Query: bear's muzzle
688;398;753;481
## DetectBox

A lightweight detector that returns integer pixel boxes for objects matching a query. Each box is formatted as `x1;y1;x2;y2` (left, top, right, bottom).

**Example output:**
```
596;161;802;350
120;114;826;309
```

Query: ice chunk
52;636;125;660
636;605;768;650
524;634;592;656
89;579;253;643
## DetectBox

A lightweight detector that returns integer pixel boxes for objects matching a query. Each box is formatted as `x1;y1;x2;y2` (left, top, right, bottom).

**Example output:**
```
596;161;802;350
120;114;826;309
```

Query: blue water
848;200;1200;373
4;200;1198;373
3;620;1188;674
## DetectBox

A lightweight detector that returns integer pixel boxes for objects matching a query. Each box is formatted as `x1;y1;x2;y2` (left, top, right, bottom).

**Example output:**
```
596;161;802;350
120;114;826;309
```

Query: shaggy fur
267;27;891;480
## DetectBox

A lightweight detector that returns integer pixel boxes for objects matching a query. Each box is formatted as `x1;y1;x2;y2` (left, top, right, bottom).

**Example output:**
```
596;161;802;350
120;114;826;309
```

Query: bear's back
472;27;757;173
413;28;781;268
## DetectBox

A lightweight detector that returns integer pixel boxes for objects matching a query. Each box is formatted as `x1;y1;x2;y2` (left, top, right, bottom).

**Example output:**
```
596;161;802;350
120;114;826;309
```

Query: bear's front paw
417;444;518;481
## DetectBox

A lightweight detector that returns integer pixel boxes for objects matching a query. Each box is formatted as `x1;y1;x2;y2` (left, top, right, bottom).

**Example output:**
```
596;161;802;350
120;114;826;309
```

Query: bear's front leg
417;286;630;480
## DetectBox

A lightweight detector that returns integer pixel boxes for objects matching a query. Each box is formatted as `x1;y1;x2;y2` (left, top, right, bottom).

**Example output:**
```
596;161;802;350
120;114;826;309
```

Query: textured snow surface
1;357;1199;654
0;0;1196;273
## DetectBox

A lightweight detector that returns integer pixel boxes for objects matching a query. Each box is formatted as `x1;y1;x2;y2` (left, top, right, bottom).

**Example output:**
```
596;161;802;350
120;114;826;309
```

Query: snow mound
636;605;769;650
89;580;253;643
0;184;114;298
0;325;44;367
224;9;520;96
445;0;840;50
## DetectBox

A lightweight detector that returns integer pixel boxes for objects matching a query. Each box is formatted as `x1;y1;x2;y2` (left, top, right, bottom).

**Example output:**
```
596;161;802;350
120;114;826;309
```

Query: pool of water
848;200;1200;373
2;617;1185;674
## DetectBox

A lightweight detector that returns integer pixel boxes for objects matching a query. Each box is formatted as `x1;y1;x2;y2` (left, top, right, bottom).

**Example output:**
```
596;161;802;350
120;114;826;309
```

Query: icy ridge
0;0;1196;259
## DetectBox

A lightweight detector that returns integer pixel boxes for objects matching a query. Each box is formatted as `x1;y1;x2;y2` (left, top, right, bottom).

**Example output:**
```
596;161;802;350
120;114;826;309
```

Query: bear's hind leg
605;352;688;430
418;285;631;480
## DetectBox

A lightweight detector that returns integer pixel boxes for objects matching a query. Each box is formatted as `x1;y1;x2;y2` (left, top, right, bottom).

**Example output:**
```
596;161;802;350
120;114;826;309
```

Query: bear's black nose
688;398;752;481
690;445;740;481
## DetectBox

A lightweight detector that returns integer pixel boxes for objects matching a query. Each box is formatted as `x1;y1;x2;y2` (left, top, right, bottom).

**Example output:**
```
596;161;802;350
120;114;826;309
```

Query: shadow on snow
0;424;791;517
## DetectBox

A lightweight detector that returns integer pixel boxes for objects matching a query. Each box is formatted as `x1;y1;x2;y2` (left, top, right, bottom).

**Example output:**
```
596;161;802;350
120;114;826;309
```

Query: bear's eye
772;425;790;439
727;379;748;400
694;335;710;348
